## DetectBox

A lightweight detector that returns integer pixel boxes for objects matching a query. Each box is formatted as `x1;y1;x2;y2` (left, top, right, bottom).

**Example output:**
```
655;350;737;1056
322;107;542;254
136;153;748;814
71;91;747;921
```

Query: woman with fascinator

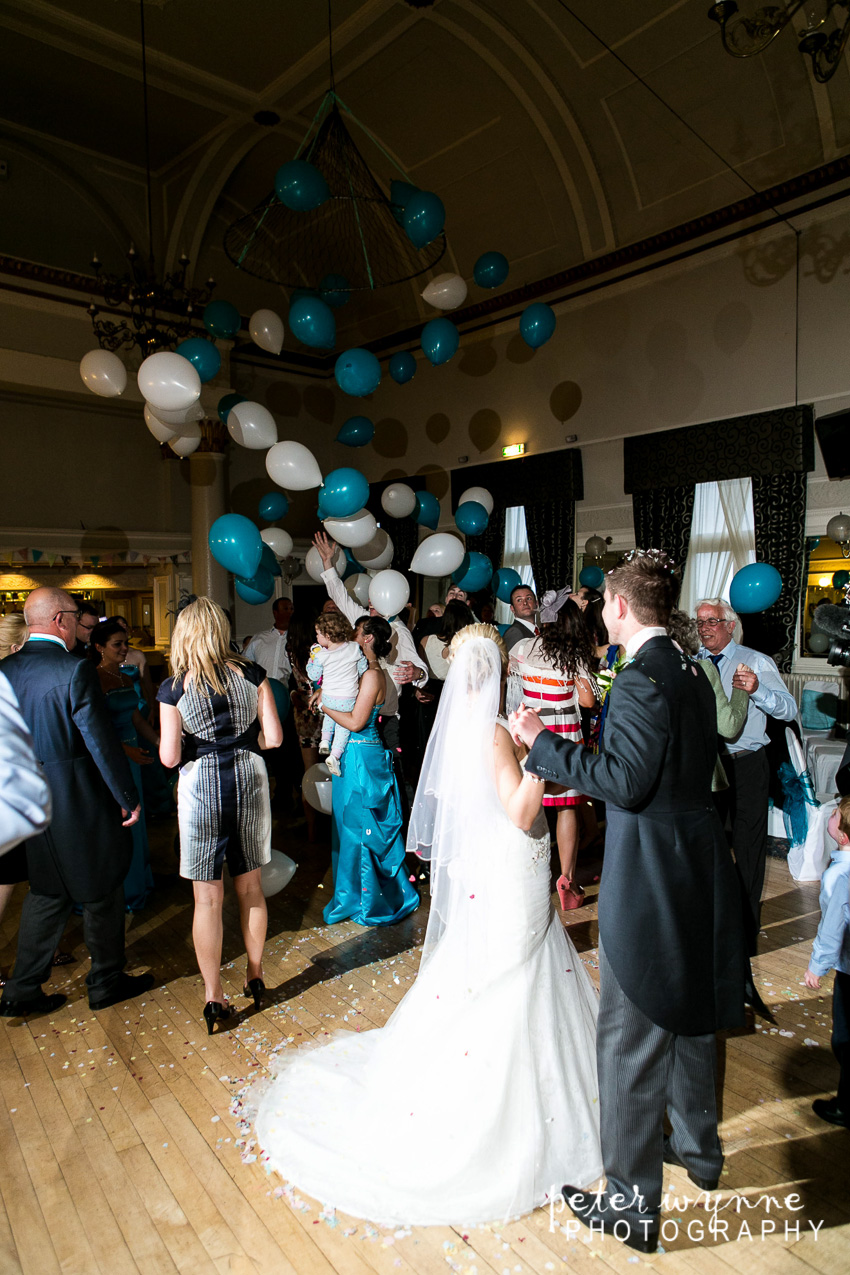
249;624;601;1226
507;587;598;910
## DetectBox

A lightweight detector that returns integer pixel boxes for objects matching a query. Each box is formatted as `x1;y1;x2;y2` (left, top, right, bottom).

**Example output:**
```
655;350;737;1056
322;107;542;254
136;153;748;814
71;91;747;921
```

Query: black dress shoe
662;1140;720;1190
0;992;66;1018
561;1186;658;1254
89;972;155;1011
812;1097;850;1129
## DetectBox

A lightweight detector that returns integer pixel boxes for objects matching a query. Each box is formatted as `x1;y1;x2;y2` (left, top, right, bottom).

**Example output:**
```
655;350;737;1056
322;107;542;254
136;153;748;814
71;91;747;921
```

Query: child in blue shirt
805;795;850;1128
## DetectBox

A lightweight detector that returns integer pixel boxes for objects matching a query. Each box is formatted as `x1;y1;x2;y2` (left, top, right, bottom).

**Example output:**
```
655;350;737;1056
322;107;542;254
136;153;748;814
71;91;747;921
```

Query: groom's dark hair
606;549;680;626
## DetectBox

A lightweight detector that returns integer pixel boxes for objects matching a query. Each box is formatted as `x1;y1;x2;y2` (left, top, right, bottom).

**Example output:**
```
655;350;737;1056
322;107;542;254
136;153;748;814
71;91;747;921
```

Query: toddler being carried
307;612;368;776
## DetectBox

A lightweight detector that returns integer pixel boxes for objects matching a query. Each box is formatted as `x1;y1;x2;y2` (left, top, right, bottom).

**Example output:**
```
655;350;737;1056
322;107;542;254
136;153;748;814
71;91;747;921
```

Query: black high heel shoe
203;1000;231;1035
243;978;265;1008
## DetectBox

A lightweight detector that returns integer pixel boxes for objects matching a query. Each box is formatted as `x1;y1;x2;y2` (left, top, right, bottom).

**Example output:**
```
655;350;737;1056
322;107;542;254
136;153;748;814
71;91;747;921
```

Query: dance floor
0;813;848;1275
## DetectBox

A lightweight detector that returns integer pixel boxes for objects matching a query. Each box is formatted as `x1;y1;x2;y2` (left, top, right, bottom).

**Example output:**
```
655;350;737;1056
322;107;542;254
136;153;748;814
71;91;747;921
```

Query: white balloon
303;761;334;813
381;482;417;519
228;400;278;450
266;440;322;490
305;544;345;582
410;532;466;578
357;528;394;570
458;486;494;516
169;434;201;456
80;349;127;398
369;569;410;618
249;308;285;355
345;573;372;607
260;527;293;558
323;509;378;549
143;403;179;444
138;350;201;413
260;848;297;897
421;272;468;310
148;400;204;426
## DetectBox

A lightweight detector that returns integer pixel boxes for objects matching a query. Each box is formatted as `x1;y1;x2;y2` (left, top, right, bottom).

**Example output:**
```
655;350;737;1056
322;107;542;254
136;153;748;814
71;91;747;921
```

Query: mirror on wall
800;537;849;658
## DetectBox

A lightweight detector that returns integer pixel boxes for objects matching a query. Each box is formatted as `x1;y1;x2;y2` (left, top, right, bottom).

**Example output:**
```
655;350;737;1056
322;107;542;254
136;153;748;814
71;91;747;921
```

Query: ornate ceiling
2;0;849;351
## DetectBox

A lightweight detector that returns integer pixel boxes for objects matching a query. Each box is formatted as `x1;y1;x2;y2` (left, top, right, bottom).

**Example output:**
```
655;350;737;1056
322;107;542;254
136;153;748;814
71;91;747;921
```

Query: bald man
0;588;153;1018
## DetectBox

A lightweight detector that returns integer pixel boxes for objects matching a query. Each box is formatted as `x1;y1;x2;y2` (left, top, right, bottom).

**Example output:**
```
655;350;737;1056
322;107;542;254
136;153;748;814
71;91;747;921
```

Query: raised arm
314;531;364;626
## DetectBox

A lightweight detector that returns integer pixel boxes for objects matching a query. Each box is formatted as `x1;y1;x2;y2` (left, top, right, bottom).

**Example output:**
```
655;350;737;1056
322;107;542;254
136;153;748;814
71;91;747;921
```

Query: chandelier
708;2;850;82
88;1;215;354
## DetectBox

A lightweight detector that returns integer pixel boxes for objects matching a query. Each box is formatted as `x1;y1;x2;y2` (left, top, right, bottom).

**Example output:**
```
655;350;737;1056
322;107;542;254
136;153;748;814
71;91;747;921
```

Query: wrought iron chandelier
708;1;850;83
88;1;215;354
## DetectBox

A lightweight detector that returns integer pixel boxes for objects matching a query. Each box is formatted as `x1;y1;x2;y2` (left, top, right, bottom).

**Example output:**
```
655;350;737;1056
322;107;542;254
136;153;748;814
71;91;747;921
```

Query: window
496;506;537;624
679;478;756;616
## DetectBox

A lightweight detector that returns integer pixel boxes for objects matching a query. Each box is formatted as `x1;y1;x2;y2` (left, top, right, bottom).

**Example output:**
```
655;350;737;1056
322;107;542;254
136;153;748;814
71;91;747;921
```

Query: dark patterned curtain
632;483;696;567
391;517;421;575
751;471;807;673
467;506;507;572
525;498;575;596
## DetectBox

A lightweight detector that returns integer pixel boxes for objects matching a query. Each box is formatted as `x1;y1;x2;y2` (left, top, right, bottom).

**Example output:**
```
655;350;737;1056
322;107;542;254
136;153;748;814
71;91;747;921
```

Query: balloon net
223;99;446;292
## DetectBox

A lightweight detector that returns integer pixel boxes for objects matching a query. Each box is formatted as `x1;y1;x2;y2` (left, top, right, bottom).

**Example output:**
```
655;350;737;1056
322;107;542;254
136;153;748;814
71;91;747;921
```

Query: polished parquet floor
0;811;848;1275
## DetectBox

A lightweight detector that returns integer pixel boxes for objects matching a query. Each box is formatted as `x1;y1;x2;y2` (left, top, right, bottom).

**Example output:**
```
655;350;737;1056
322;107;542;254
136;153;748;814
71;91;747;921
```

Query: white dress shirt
0;671;52;855
243;626;291;683
696;638;797;753
625;626;669;659
320;568;429;689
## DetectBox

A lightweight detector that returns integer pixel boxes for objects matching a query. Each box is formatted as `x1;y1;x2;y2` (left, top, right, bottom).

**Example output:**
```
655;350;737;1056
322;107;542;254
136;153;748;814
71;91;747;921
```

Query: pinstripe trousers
596;945;723;1225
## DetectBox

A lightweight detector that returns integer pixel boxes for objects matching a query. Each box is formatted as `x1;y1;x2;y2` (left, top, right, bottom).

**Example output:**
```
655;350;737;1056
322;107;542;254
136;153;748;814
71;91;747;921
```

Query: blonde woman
0;612;28;661
158;598;283;1034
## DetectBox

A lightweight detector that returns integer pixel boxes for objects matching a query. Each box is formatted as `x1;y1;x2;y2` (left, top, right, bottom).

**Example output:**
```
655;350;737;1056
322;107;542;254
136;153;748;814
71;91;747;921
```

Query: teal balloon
275;159;329;211
492;567;522;603
203;300;241;340
421;317;459;366
334;348;381;397
389;351;416;385
320;467;369;518
833;570;850;589
473;251;509;289
519;302;556;349
403;191;445;248
496;623;510;637
729;563;782;614
209;514;262;579
259;491;288;521
390;180;419;226
414;491;440;530
578;566;605;590
320;273;350;308
217;392;246;424
260;543;282;577
455;500;488;535
176;337;221;383
452;552;471;584
342;547;365;580
235;565;275;605
455;551;492;593
268;677;291;721
289;295;335;350
336;415;374;446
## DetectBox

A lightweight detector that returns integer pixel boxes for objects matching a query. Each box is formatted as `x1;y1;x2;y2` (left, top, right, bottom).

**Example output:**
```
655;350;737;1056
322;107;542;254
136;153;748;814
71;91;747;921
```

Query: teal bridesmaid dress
324;703;419;927
105;685;154;912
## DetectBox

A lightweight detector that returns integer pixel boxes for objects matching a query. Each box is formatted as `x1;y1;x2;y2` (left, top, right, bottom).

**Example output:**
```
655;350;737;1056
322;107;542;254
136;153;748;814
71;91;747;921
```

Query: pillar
189;420;230;607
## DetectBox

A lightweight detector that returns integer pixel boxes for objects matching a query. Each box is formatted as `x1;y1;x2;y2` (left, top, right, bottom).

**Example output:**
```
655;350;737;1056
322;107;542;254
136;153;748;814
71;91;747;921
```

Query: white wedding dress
251;638;602;1227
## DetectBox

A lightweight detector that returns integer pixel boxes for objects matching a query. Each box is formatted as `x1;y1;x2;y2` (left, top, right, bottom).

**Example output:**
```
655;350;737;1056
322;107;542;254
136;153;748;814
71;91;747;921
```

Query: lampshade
827;512;850;551
584;535;607;557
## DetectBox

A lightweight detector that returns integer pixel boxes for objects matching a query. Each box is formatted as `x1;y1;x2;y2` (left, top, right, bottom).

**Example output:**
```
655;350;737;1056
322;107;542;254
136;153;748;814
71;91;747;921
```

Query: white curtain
496;506;537;625
679;478;756;617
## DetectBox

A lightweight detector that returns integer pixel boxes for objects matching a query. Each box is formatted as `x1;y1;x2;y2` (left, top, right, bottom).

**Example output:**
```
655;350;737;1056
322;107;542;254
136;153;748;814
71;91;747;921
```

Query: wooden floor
1;813;848;1275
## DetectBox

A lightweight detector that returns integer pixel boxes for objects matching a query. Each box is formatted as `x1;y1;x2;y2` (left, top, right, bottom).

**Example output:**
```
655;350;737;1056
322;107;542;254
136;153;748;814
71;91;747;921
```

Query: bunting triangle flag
31;549;43;563
90;555;100;569
127;551;139;563
47;555;57;567
143;555;150;566
17;548;29;562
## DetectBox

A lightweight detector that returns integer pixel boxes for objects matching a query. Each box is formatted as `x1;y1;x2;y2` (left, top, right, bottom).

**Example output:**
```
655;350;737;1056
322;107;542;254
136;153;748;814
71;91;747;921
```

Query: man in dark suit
511;551;748;1254
502;583;539;652
1;587;154;1018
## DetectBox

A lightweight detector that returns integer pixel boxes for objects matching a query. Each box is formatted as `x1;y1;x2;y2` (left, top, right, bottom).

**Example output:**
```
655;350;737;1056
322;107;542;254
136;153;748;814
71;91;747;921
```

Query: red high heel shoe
556;875;586;911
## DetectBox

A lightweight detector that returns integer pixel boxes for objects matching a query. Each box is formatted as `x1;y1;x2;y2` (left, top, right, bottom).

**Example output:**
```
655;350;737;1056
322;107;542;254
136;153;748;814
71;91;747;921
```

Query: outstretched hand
312;530;338;570
509;704;544;748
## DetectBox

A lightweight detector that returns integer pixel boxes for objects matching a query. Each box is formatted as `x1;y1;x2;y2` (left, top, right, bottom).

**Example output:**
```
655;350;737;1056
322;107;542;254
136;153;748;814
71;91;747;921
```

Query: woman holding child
318;614;419;927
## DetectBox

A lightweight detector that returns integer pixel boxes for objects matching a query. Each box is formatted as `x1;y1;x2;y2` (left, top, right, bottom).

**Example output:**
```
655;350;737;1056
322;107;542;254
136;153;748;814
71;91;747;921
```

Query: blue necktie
709;653;723;668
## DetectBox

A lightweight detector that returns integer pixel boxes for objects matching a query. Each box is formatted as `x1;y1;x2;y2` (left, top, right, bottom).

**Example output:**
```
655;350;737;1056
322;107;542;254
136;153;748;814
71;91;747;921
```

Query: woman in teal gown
319;616;418;927
89;621;158;912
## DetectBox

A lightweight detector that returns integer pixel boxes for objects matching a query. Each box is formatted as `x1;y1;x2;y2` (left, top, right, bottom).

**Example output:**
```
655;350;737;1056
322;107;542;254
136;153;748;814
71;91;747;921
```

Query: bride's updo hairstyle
448;622;508;678
358;615;393;659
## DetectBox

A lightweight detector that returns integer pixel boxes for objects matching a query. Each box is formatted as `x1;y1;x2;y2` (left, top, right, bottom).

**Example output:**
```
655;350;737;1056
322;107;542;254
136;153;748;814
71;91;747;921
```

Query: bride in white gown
252;624;602;1226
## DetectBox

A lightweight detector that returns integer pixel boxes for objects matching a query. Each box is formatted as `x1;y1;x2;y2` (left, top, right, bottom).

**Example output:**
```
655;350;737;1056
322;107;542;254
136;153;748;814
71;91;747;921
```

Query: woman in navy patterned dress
158;598;283;1034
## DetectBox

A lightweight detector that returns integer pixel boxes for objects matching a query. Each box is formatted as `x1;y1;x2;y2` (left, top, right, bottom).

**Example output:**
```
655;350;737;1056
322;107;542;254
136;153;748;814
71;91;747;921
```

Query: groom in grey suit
511;551;748;1254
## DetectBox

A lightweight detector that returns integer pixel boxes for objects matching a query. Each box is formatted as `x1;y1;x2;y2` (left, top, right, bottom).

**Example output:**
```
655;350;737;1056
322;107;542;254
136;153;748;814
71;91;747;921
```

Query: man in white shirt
243;597;294;682
696;596;798;949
